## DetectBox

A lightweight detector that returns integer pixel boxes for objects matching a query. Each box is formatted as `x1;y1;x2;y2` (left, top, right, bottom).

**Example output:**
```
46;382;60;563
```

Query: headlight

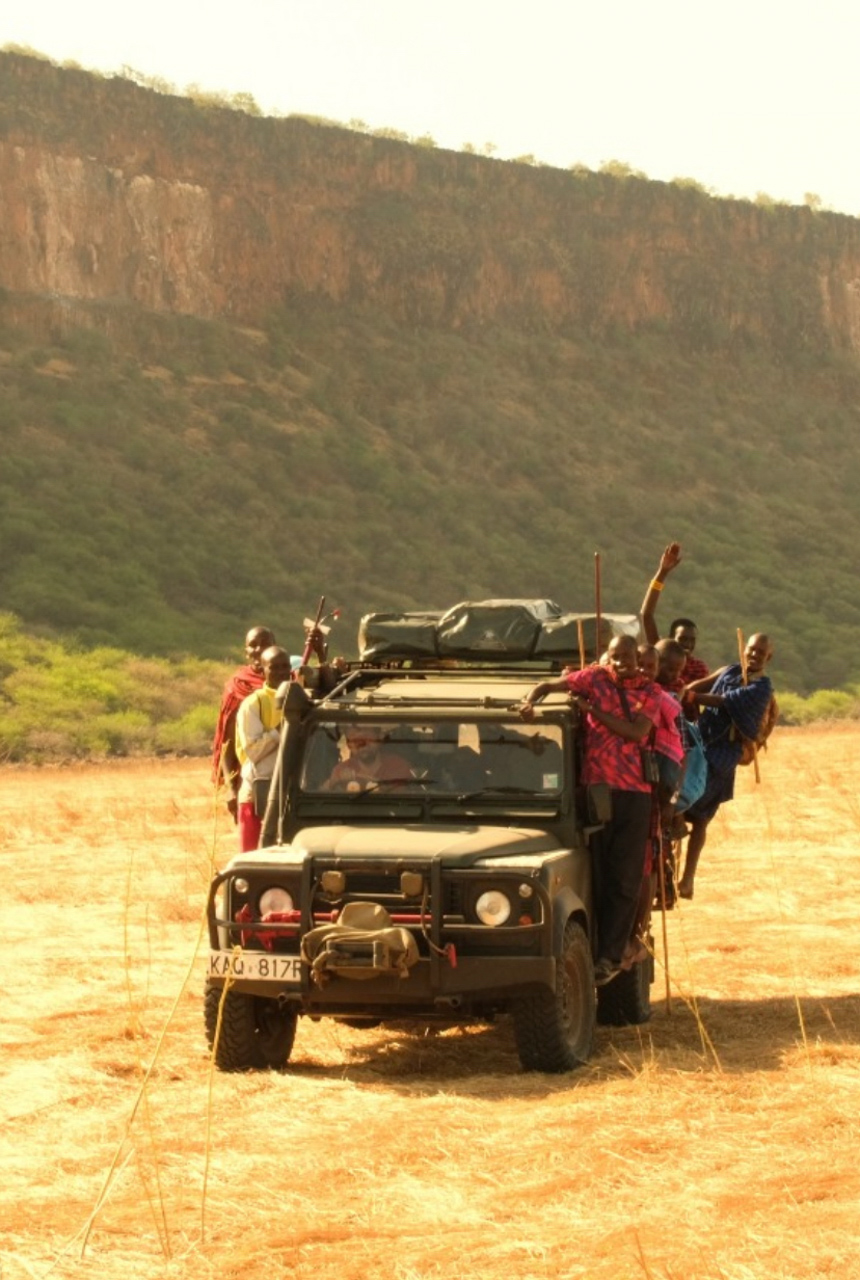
474;890;513;927
259;887;294;916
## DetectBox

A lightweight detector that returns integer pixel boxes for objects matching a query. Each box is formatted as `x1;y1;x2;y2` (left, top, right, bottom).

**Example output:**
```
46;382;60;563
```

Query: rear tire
512;920;595;1072
596;949;653;1026
204;982;298;1071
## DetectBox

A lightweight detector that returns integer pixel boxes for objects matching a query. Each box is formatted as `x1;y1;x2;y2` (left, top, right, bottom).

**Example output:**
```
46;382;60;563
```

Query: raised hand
658;542;682;577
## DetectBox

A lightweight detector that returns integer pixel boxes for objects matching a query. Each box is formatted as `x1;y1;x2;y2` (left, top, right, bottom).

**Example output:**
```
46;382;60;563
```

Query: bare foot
620;938;649;969
670;815;690;840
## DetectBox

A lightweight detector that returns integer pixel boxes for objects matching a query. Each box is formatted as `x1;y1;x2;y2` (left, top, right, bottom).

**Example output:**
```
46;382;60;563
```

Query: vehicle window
299;722;564;796
476;725;564;792
300;723;341;791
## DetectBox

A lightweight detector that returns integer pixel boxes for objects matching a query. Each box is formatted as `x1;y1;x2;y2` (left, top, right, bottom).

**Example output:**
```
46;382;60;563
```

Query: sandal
593;957;621;987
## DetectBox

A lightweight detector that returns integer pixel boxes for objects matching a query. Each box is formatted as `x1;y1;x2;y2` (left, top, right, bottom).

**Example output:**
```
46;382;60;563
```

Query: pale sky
4;0;860;216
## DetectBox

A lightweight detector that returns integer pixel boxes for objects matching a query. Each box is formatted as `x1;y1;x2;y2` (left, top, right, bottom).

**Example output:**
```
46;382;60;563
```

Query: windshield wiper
455;785;544;801
347;777;435;799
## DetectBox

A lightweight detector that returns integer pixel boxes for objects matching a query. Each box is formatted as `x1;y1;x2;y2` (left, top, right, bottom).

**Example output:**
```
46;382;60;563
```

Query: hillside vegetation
2;292;859;696
1;52;859;700
0;613;224;761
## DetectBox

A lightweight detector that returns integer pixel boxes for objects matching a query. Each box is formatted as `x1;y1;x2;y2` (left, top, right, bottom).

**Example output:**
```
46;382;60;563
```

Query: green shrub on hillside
0;614;225;761
778;687;860;725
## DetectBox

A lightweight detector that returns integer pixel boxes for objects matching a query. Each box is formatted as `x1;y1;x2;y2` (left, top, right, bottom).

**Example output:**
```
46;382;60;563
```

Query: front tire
204;983;298;1071
512;920;595;1072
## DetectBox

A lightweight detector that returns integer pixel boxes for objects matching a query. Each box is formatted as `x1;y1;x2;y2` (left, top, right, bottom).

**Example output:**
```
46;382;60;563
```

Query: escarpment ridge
2;51;860;353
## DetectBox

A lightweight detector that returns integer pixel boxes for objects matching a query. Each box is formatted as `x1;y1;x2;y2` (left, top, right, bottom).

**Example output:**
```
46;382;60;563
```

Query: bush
155;703;219;756
778;687;860;725
0;613;225;761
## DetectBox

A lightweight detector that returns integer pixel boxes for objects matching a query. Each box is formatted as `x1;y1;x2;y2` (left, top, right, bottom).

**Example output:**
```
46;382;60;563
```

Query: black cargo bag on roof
358;611;442;660
533;612;641;664
436;599;562;660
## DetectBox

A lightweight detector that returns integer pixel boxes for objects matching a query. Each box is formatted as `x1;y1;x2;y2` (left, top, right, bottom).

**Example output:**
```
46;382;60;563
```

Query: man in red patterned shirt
518;635;661;987
641;542;709;685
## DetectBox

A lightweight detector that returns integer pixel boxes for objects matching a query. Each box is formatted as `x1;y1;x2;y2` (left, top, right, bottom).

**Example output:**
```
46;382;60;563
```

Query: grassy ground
1;726;858;1280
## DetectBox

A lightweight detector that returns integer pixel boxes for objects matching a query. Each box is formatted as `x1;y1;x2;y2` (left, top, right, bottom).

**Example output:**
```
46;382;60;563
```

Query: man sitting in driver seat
322;726;413;792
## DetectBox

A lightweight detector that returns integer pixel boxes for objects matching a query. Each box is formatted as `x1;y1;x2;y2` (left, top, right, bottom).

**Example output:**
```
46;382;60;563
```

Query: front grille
318;869;464;916
212;862;545;961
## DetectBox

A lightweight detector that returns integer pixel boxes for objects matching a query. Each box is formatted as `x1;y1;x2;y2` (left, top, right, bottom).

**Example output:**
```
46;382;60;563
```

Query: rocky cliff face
3;51;860;354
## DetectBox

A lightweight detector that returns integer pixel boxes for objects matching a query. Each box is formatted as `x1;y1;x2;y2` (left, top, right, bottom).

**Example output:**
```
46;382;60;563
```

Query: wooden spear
594;551;602;660
656;836;672;1013
737;627;761;783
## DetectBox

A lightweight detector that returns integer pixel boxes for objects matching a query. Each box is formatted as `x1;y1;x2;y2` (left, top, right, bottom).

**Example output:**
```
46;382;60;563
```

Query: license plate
208;950;302;983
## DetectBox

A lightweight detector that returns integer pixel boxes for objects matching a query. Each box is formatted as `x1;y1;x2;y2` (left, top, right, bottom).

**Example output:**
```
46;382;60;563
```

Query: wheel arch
551;885;590;955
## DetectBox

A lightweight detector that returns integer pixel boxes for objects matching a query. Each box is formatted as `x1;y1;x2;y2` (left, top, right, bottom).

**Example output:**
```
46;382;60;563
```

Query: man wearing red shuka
211;626;275;819
518;635;661;988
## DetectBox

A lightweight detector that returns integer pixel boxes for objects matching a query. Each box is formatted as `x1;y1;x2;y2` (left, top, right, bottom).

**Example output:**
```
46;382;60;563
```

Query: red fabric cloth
565;665;661;792
211;665;265;786
238;801;262;852
652;689;684;764
681;654;709;684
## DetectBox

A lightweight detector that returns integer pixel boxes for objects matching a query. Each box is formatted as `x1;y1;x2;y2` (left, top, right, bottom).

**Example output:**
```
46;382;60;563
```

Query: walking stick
656;834;672;1012
737;627;761;783
594;551;602;660
576;618;586;670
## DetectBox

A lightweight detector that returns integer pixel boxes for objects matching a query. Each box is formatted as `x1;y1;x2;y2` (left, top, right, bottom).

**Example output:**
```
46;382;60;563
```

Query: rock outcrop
2;51;860;354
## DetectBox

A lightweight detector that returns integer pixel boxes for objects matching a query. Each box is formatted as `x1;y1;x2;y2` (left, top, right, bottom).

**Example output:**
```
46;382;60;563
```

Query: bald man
678;633;775;898
235;645;295;851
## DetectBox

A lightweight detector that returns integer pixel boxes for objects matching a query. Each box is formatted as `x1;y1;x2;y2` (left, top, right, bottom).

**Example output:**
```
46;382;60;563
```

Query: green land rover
204;601;652;1073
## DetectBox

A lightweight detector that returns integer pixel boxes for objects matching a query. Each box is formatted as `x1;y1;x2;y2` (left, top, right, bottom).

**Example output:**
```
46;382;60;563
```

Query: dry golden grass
1;729;859;1280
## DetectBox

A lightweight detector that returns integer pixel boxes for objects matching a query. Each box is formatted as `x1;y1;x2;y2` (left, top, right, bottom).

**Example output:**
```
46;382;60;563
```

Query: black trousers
590;789;652;965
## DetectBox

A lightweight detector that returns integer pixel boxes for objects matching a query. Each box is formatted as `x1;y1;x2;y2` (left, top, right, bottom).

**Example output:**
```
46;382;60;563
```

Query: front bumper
205;851;565;1014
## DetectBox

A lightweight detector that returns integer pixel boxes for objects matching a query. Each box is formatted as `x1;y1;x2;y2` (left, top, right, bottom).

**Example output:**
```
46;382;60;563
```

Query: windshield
298;721;565;798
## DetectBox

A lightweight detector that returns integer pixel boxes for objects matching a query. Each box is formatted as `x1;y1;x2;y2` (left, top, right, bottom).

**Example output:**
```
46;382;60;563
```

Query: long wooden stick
594;552;602;660
736;627;748;682
576;618;586;669
737;627;761;783
656;838;672;1013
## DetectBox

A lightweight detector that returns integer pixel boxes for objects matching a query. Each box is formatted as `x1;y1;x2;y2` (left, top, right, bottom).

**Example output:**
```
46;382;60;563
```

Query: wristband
650;579;664;592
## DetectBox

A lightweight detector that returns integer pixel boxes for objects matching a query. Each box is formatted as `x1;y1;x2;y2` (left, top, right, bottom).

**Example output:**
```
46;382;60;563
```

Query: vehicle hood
247;824;561;867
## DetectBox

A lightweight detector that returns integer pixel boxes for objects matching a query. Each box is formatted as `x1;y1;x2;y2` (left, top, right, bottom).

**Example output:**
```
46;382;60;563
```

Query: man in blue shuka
677;633;775;899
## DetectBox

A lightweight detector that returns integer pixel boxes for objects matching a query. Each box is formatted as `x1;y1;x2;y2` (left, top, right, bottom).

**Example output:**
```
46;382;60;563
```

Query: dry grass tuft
1;731;859;1279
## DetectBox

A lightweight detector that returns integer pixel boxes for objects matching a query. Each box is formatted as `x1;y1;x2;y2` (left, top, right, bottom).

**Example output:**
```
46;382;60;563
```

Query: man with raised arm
677;633;775;899
517;634;661;987
640;542;709;684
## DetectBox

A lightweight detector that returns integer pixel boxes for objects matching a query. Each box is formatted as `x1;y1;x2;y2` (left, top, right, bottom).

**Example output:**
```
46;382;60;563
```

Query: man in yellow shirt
235;646;294;851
